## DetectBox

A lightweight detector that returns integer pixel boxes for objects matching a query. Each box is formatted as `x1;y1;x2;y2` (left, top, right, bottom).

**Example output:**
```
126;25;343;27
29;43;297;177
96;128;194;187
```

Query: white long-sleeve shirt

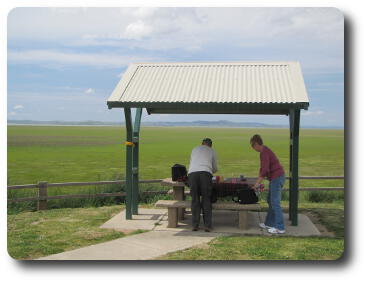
188;145;218;174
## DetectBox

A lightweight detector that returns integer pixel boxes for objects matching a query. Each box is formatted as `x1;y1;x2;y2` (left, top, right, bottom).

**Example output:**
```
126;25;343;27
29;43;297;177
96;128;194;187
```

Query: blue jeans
265;175;285;230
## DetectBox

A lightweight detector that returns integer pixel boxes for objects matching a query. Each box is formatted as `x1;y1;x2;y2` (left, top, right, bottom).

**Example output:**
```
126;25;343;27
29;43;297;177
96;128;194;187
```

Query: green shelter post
132;108;143;215
289;108;301;225
124;107;133;220
289;110;294;221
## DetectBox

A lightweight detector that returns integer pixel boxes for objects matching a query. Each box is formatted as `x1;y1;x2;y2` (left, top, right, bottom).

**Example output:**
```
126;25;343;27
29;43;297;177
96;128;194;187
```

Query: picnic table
160;177;258;221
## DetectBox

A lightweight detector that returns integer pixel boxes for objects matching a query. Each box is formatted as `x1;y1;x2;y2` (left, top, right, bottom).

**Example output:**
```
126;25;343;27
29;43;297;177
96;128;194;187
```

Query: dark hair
250;134;263;146
202;138;213;146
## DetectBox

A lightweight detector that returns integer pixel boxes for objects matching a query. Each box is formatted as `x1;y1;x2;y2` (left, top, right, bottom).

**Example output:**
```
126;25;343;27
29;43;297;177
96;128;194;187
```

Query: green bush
306;191;344;203
257;190;344;204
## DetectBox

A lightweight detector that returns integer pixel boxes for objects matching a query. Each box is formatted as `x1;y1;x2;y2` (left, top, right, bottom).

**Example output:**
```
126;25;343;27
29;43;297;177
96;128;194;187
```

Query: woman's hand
251;183;260;189
252;176;264;189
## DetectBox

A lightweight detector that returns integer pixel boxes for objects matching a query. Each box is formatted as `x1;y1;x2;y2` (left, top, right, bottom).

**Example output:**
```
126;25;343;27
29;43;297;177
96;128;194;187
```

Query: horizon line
7;119;344;129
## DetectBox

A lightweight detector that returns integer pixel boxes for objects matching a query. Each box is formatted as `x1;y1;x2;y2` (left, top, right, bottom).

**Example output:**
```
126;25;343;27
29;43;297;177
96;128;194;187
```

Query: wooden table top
160;177;257;187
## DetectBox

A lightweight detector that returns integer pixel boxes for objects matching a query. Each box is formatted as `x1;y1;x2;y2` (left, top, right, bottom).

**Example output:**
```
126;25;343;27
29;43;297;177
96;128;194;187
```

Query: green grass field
7;202;344;260
7;125;344;184
7;125;345;260
7;126;344;211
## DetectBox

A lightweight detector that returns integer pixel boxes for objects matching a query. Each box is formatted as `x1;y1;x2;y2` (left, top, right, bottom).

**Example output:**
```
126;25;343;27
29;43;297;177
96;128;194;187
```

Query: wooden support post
132;108;142;215
290;109;300;226
37;181;48;210
124;108;133;220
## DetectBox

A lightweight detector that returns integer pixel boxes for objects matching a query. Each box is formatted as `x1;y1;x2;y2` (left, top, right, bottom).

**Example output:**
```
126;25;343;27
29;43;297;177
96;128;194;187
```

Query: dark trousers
188;171;213;228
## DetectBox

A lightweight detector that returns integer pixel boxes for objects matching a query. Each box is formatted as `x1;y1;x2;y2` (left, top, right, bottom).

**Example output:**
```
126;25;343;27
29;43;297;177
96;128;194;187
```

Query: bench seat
155;200;261;229
167;189;191;196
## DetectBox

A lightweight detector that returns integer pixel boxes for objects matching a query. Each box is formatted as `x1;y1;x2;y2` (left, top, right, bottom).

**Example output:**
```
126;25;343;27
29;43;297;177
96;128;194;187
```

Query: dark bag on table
232;188;258;204
171;164;187;182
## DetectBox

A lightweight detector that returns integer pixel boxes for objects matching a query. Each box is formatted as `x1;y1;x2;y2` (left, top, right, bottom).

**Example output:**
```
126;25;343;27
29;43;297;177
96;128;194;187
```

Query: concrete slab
100;208;320;237
259;212;321;237
100;208;167;232
154;210;266;235
38;231;218;260
156;210;320;237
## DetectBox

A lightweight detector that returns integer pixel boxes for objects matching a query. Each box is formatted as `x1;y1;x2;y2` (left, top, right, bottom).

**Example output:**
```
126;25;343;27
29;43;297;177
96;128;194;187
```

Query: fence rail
7;176;344;210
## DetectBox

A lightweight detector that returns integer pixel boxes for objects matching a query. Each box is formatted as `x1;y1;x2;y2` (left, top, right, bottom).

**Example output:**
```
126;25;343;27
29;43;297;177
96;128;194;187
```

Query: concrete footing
102;208;320;237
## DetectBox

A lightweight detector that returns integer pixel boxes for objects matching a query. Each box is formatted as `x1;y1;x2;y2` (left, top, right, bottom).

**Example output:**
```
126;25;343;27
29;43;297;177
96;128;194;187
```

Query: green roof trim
107;101;309;115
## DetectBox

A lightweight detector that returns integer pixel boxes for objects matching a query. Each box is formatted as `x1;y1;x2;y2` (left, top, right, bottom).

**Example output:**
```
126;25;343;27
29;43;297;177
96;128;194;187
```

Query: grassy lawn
7;126;344;185
7;126;344;260
7;126;344;211
157;236;344;260
7;205;144;260
7;202;344;260
156;202;344;260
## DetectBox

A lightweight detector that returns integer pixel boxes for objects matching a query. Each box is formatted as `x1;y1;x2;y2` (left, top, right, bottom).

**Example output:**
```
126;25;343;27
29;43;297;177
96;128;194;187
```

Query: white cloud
7;8;344;71
85;88;95;94
131;7;158;19
8;49;160;68
14;104;24;110
123;20;153;40
8;8;343;46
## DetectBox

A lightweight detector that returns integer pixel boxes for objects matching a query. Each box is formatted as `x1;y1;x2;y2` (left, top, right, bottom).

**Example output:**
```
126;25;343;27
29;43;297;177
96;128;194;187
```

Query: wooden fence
7;176;344;210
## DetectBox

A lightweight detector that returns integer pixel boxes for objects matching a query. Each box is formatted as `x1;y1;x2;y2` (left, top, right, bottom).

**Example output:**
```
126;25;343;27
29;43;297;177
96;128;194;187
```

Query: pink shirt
259;146;285;181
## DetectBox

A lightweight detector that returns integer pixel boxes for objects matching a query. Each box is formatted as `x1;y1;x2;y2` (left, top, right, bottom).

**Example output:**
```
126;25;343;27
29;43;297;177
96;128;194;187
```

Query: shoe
192;227;199;231
259;223;272;229
267;227;285;234
204;227;212;232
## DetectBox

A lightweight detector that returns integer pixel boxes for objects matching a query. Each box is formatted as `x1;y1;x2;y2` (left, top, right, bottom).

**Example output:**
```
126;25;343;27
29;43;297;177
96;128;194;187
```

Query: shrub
306;191;344;203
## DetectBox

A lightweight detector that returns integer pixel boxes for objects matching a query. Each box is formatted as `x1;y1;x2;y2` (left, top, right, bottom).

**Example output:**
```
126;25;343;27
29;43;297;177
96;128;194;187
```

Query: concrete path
38;208;320;260
38;230;219;260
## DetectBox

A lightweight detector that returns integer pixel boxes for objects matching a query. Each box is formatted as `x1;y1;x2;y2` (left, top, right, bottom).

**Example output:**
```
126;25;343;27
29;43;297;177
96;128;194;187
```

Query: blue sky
7;7;344;127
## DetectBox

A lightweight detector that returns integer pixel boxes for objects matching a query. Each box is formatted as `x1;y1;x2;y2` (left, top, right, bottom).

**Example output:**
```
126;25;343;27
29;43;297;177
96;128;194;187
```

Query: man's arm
188;149;194;173
212;150;218;174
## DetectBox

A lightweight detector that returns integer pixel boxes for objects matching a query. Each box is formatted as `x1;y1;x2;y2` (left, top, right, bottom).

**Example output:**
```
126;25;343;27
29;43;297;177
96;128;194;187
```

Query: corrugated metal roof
107;61;309;114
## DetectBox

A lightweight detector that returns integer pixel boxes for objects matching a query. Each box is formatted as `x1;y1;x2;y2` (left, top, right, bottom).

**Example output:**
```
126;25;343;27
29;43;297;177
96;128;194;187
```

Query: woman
250;134;286;234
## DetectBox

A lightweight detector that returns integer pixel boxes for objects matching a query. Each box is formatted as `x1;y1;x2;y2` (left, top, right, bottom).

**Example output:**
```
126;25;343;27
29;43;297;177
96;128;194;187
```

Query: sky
7;7;344;127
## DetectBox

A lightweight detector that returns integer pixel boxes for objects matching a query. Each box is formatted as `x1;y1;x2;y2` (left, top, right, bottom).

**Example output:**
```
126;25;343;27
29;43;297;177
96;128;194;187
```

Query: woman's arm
253;176;264;189
253;150;269;188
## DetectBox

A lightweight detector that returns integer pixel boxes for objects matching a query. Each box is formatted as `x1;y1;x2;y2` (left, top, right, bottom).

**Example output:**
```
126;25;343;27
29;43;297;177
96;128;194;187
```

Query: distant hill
7;120;122;126
7;119;286;128
142;120;287;128
7;119;343;129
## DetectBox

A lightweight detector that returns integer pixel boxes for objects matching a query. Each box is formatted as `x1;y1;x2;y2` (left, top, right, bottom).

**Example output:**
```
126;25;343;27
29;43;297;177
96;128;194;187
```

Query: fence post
38;181;48;210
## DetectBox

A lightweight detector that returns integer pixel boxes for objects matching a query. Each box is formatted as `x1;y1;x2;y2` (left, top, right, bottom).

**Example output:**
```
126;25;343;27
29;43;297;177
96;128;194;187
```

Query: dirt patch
30;220;44;225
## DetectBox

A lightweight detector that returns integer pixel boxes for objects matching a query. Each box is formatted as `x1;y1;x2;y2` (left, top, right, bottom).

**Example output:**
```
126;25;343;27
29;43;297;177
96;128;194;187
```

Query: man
250;134;286;234
188;138;218;232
